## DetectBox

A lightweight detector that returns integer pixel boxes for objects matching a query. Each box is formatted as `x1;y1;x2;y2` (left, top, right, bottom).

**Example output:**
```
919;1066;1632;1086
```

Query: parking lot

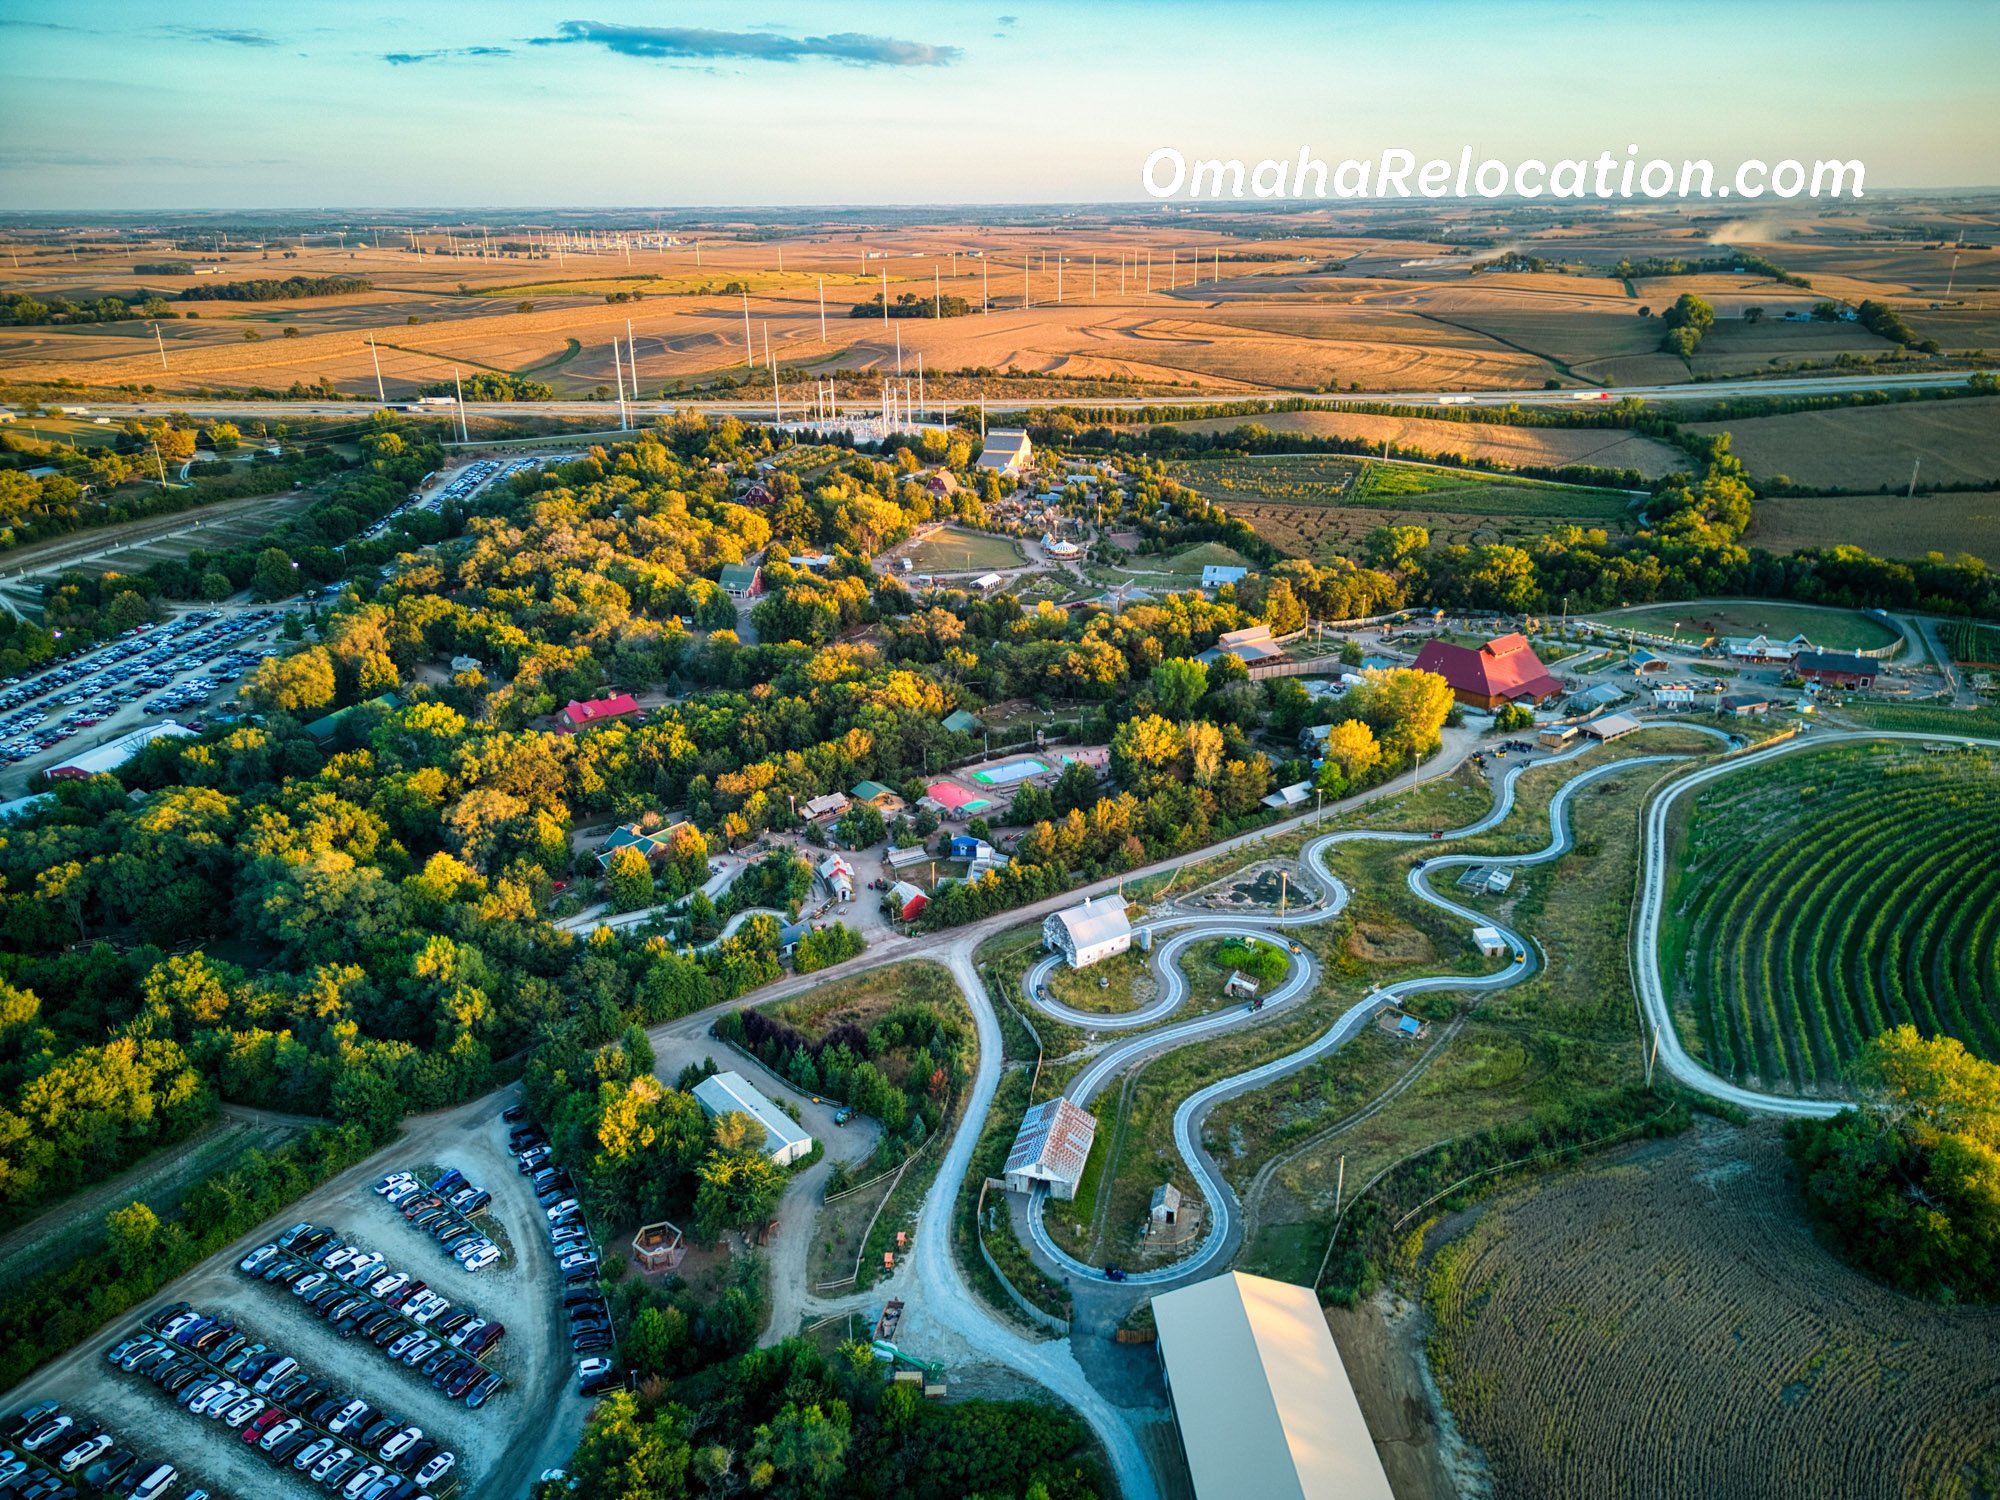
0;1091;591;1500
0;604;282;796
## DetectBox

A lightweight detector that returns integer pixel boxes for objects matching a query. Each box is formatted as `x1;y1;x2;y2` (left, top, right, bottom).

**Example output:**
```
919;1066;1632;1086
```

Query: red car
243;1409;286;1444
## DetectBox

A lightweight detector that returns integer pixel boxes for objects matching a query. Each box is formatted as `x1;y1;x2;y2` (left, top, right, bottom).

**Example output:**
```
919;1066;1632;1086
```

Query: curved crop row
1669;746;2000;1089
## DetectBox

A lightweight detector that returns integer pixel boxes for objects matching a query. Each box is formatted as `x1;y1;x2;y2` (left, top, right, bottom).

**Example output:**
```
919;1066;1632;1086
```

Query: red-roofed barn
1412;633;1562;710
560;693;642;732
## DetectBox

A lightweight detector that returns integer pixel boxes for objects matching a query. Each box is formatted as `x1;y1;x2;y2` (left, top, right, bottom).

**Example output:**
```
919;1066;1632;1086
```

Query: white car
387;1332;424;1359
130;1464;178;1500
375;1173;415;1195
238;1244;278;1273
401;1338;440;1367
292;1271;327;1297
414;1451;456;1489
343;1463;388;1498
293;1437;336;1472
260;1417;304;1451
193;1382;241;1416
58;1434;113;1472
328;1399;368;1434
379;1425;423;1462
311;1446;355;1483
222;1396;266;1428
253;1356;298;1393
370;1272;409;1299
461;1246;500;1272
448;1319;486;1349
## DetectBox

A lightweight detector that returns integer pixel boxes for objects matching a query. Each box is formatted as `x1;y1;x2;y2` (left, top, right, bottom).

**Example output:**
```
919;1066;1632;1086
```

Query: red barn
1411;633;1562;710
1791;650;1878;689
560;693;641;732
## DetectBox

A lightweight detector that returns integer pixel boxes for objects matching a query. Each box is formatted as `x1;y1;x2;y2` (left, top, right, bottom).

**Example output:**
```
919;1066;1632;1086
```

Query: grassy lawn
1585;600;1901;651
1836;700;2000;737
903;527;1025;572
764;959;959;1035
1134;541;1261;577
1043;948;1158;1015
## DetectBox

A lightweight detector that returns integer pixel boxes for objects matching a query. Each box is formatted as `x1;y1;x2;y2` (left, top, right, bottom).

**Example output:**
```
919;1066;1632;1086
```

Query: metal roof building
692;1071;814;1166
1153;1271;1393;1500
1043;895;1133;969
46;721;196;779
1004;1095;1098;1200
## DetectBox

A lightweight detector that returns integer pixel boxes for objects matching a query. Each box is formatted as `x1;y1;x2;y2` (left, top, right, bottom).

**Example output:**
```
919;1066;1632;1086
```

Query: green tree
604;846;655;912
250;546;298;600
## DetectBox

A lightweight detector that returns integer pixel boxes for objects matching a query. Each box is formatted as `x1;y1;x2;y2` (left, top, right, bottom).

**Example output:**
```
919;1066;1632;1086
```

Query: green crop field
1169;454;1635;562
1663;743;2000;1091
1589;600;1902;652
1941;619;2000;667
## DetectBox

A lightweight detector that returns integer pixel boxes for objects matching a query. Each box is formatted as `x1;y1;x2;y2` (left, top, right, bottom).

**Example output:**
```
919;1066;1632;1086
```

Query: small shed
1151;1184;1182;1225
1583;712;1642;741
1470;926;1508;957
1223;971;1261;999
1537;724;1578;749
887;880;929;921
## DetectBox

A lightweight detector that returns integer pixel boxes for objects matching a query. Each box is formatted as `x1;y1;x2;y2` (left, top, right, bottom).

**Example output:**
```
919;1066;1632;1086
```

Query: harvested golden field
1425;1121;2000;1500
1687;396;2000;489
1171;409;1683;477
1747;489;2000;559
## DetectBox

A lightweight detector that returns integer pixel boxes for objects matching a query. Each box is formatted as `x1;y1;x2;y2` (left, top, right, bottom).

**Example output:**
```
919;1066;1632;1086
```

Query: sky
1;0;1996;209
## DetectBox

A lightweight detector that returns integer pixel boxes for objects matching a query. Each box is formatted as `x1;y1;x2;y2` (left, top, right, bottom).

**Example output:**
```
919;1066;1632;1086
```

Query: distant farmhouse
976;428;1033;477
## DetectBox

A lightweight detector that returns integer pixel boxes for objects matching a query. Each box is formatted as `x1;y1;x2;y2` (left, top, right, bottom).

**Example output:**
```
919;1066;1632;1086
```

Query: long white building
692;1070;814;1166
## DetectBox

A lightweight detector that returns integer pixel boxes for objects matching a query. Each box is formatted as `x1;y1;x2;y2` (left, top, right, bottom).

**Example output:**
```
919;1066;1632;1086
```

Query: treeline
134;261;194;275
1785;1028;2000;1302
0;1121;377;1387
181;275;371;301
558;1340;1105;1500
1612;251;1811;288
850;292;975;319
0;292;177;326
418;371;554;401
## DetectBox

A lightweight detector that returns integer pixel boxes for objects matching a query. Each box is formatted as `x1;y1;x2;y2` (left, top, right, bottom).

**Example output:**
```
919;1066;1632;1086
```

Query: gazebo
632;1220;686;1273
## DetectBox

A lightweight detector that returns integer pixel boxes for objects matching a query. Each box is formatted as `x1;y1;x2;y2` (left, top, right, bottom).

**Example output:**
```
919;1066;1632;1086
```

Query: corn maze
1665;743;2000;1090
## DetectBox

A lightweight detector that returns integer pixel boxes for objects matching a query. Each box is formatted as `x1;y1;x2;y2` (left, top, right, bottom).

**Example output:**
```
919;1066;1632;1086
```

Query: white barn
1043;896;1133;969
976;428;1033;476
692;1071;814;1166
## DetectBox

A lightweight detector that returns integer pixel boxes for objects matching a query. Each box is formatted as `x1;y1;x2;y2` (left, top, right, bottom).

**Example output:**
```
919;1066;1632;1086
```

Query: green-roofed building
718;561;763;598
596;820;689;869
942;708;982;735
850;779;905;811
305;692;402;743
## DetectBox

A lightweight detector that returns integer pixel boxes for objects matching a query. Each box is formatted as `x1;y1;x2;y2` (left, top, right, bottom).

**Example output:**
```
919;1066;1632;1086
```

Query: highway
62;368;1997;426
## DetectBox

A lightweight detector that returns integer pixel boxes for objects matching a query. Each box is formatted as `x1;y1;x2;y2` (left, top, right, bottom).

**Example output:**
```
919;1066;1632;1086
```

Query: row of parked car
373;1169;499;1272
0;1398;191;1500
502;1106;615;1385
234;1222;503;1402
110;1300;456;1497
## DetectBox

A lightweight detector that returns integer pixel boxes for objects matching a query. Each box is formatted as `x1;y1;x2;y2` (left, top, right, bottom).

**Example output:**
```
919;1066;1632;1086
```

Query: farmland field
1586;600;1902;651
1685;397;2000;491
1170;454;1636;559
1170;408;1683;478
1943;619;2000;667
1747;488;2000;560
1424;1120;2000;1500
1661;742;2000;1092
902;526;1025;572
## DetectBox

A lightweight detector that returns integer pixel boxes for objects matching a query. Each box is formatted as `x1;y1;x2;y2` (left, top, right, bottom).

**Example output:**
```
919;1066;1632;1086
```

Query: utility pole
152;324;168;372
766;327;779;423
610;344;628;429
1908;457;1921;498
742;289;753;368
453;367;468;442
367;335;385;402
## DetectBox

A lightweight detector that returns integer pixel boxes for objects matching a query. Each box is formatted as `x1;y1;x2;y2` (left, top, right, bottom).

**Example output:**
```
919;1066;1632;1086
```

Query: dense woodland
1786;1028;2000;1303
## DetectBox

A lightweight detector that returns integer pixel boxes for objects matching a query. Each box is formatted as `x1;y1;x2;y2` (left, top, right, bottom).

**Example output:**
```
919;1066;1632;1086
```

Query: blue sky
1;0;1994;208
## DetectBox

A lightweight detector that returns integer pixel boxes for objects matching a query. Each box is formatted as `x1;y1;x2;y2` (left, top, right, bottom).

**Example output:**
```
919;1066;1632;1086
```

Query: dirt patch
1329;1290;1484;1500
1346;920;1435;965
1422;1119;2000;1499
